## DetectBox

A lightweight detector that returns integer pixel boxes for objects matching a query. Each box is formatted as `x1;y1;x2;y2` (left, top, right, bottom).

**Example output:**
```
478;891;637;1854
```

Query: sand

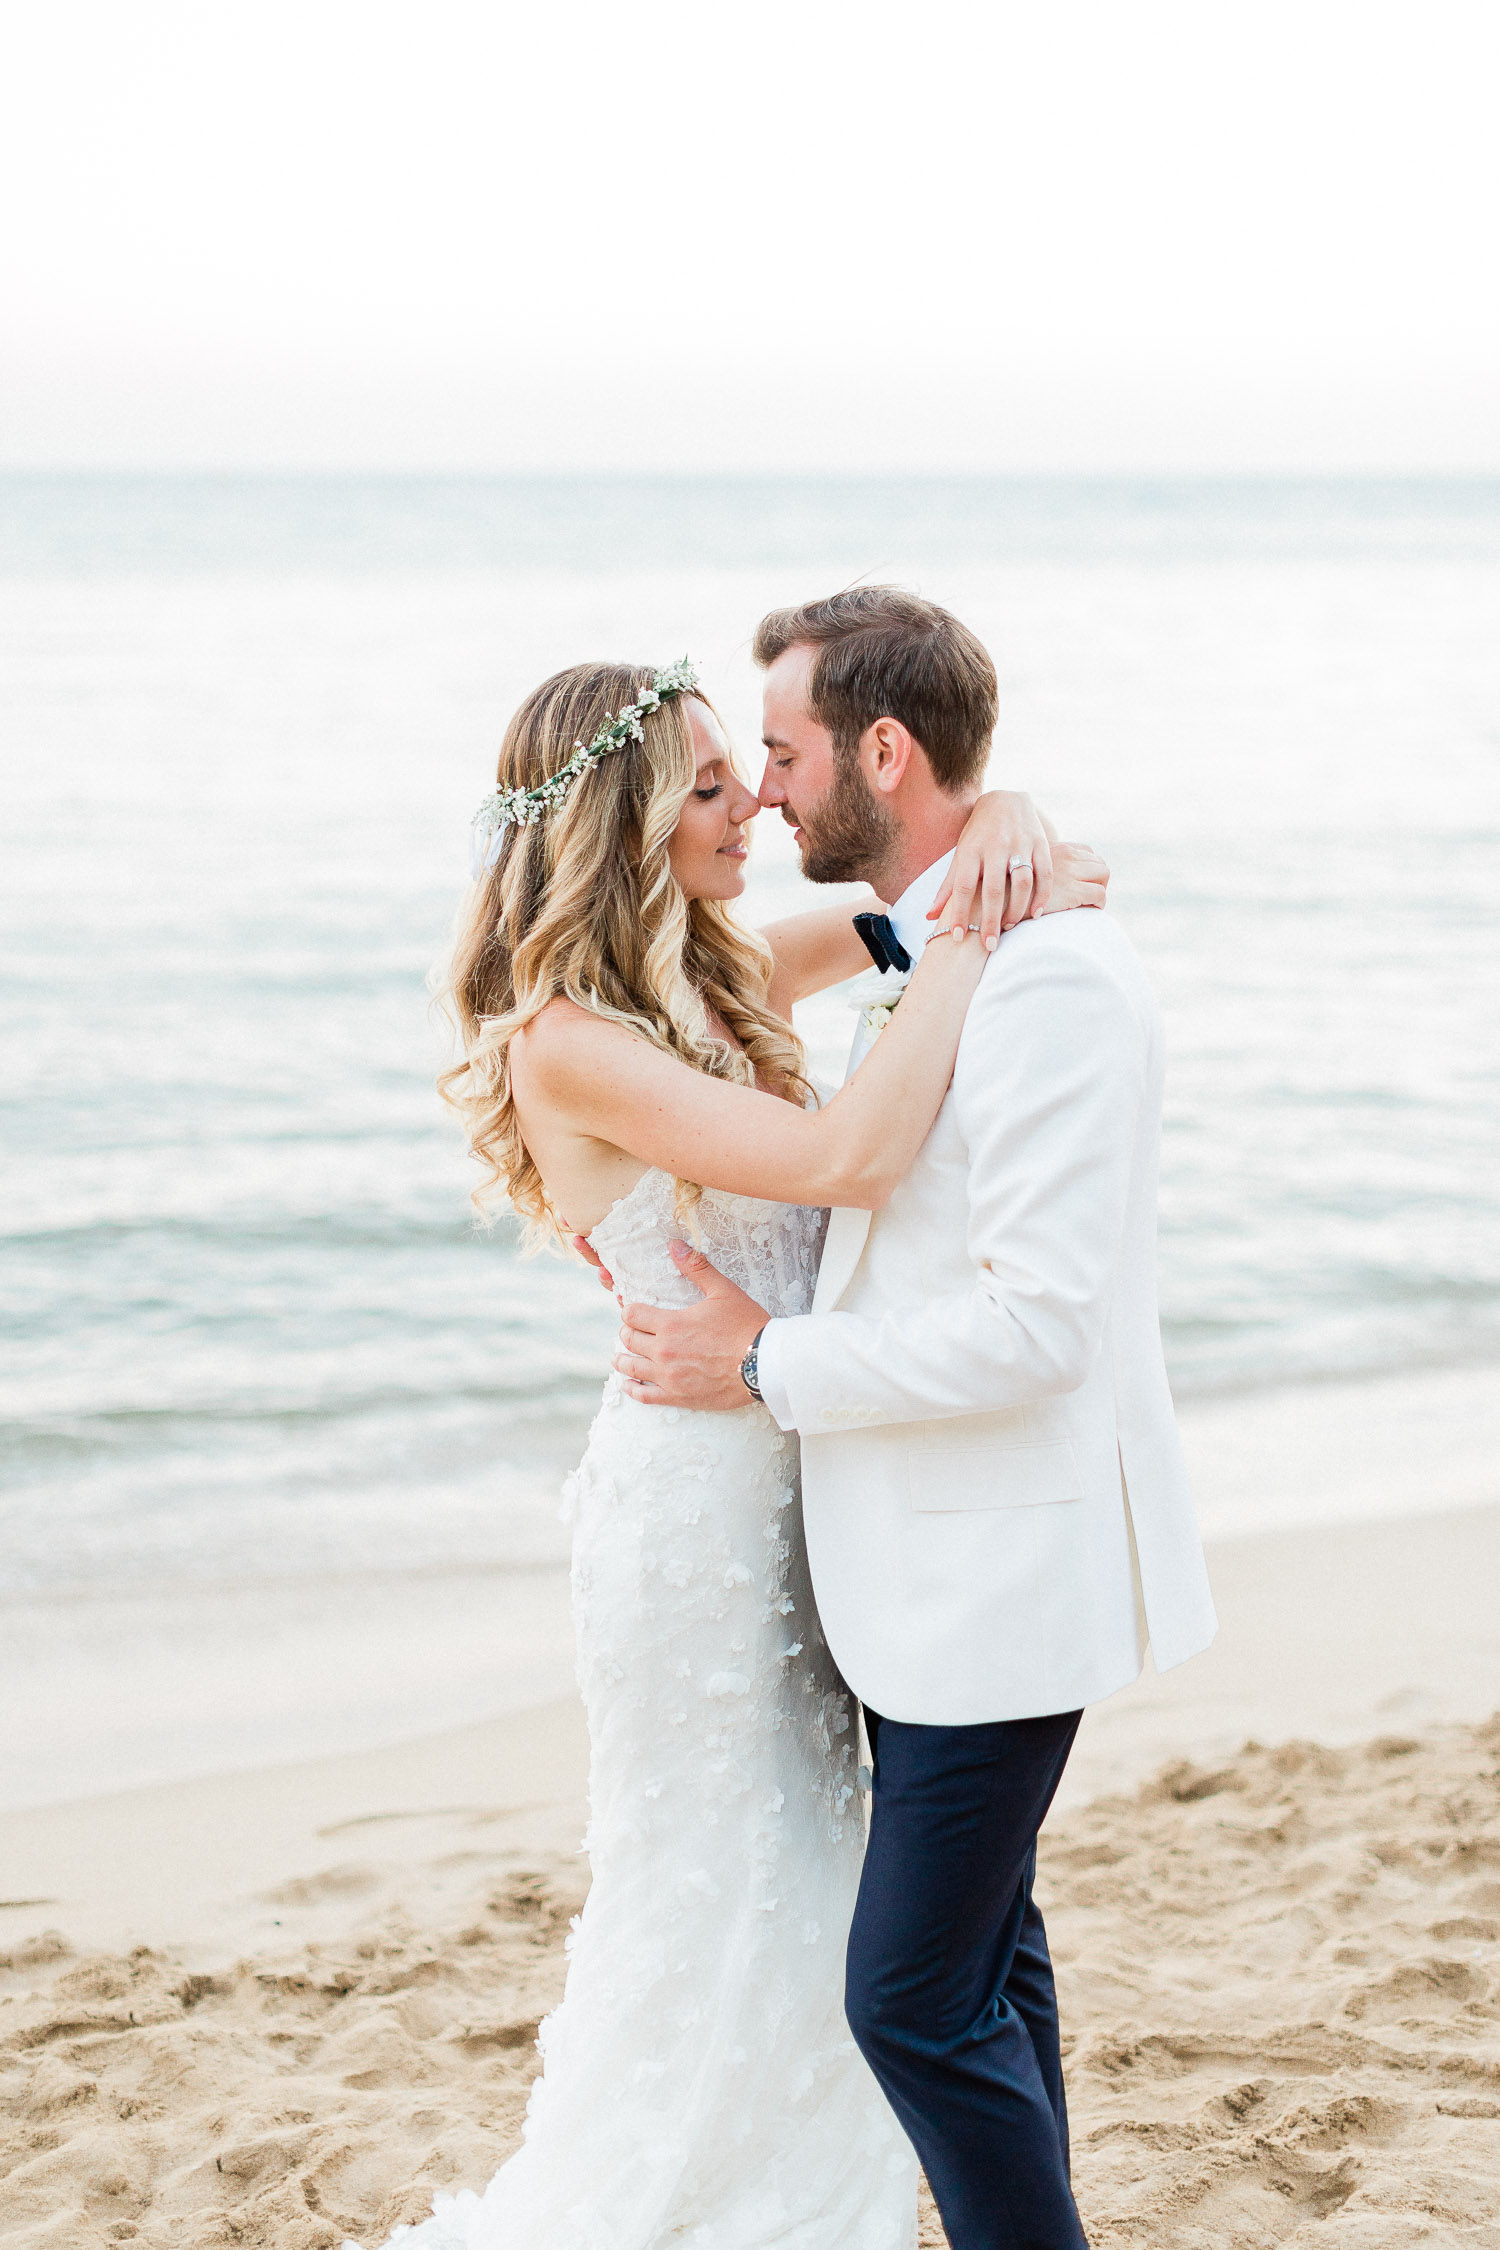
4;1721;1499;2248
4;1504;1500;2247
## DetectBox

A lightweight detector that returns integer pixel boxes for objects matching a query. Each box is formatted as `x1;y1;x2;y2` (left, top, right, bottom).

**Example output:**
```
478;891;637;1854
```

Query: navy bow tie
852;912;913;976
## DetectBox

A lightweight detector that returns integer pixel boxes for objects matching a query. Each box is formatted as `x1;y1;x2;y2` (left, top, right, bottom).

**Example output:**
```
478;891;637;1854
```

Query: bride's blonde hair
440;661;812;1240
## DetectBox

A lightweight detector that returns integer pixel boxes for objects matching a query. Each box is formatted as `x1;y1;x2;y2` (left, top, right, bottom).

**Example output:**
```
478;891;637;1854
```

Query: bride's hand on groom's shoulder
930;794;1110;946
930;789;1054;945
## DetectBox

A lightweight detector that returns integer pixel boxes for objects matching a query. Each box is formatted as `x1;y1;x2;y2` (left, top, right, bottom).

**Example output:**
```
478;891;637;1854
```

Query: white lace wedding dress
358;1169;917;2250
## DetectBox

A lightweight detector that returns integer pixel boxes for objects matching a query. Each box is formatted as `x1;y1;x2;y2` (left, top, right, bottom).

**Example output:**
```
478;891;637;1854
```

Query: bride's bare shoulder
511;997;632;1090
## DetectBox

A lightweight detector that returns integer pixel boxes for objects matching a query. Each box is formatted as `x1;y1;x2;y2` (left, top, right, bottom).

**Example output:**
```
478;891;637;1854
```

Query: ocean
3;475;1498;1805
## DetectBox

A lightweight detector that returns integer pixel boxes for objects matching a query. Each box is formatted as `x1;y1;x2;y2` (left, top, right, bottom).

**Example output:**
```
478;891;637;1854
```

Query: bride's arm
759;792;1102;1015
512;928;988;1214
759;889;881;1016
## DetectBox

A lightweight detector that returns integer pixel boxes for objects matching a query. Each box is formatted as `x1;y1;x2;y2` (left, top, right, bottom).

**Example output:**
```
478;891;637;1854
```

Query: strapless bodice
587;1167;828;1318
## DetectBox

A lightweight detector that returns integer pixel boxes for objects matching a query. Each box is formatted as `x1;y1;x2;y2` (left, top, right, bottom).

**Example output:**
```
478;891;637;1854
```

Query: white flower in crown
468;658;700;878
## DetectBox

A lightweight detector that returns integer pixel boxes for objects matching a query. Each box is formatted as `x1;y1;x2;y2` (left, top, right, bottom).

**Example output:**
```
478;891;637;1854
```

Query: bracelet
924;923;982;944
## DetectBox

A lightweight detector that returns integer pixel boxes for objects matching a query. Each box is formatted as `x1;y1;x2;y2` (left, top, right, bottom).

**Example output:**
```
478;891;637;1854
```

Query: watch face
741;1326;766;1399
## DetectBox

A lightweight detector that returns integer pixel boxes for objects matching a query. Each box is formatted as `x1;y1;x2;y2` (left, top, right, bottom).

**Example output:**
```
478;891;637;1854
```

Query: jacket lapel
811;1007;882;1310
812;1203;872;1312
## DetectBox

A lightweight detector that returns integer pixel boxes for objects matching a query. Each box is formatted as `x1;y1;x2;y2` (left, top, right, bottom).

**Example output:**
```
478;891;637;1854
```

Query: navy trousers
846;1706;1088;2250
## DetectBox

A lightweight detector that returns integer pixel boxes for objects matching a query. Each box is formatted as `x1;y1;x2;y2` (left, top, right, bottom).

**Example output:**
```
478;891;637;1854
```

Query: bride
355;658;1106;2249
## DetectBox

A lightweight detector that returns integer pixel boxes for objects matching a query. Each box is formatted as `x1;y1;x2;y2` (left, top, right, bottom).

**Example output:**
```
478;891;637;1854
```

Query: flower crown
469;657;700;878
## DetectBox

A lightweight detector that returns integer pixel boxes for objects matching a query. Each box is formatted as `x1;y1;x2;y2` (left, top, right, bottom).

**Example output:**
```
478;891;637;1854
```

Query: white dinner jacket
757;907;1217;1726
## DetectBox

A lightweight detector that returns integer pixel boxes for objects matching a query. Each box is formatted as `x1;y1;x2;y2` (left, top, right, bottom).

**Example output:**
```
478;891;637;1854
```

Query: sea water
3;476;1498;1802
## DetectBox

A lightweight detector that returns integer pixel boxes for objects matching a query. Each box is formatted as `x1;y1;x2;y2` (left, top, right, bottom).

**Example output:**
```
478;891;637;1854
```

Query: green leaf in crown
469;658;700;877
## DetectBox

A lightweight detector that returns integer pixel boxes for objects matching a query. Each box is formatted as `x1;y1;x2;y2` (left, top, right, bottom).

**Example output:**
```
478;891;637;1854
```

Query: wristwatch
740;1325;767;1402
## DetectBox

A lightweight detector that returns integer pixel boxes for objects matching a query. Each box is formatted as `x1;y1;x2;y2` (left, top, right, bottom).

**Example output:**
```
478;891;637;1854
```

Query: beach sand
4;1503;1500;2247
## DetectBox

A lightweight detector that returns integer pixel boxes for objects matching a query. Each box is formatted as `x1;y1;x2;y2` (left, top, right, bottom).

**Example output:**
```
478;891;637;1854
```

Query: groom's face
759;643;894;885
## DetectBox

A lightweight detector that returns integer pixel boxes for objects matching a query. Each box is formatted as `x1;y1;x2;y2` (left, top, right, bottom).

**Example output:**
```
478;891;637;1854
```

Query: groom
613;587;1217;2250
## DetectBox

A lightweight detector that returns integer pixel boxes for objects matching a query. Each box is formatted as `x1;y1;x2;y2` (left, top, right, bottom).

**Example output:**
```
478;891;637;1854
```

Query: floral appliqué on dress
362;1170;917;2250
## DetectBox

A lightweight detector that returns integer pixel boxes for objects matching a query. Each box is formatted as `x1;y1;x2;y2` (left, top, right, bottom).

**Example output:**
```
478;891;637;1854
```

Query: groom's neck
870;793;978;905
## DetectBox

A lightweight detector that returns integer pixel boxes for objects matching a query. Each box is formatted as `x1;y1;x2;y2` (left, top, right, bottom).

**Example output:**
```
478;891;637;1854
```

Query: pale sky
3;0;1497;472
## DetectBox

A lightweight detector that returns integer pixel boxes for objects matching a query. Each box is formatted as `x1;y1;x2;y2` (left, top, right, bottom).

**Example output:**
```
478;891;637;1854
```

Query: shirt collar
886;850;956;966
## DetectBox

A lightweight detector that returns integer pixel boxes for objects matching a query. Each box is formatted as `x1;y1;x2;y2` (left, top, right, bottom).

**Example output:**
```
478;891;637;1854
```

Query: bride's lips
718;839;747;860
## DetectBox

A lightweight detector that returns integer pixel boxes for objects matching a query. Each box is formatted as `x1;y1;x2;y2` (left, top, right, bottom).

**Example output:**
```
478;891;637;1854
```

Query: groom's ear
861;716;920;796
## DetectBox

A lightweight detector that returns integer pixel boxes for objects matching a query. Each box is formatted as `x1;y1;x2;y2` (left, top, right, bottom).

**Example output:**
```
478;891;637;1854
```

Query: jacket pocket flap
907;1440;1085;1513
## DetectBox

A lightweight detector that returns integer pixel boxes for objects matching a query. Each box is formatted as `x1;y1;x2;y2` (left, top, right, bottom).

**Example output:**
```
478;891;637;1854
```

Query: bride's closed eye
695;783;723;801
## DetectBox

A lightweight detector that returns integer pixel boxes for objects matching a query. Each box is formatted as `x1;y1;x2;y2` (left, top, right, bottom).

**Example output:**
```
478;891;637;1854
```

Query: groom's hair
752;586;997;792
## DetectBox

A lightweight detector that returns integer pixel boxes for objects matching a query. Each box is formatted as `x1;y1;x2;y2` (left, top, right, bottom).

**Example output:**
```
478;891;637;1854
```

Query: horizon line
5;465;1500;486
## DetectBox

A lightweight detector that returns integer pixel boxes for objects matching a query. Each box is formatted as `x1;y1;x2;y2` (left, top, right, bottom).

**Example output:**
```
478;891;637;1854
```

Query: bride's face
667;699;760;902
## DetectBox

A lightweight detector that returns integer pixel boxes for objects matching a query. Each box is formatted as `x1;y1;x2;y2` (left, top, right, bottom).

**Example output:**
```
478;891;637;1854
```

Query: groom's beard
794;752;898;886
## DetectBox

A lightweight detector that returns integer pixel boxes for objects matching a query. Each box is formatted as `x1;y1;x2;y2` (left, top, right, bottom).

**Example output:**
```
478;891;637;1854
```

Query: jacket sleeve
761;932;1150;1435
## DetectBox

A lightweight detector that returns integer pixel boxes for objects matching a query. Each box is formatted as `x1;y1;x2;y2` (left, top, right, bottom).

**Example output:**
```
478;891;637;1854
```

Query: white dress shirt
885;849;956;962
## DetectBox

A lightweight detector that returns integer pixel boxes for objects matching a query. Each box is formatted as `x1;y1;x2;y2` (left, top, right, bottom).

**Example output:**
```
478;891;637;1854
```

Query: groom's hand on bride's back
614;1244;770;1411
571;1235;618;1296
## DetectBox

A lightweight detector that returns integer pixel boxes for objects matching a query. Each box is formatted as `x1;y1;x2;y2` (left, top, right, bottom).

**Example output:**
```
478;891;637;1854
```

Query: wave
0;1375;603;1472
0;1208;503;1255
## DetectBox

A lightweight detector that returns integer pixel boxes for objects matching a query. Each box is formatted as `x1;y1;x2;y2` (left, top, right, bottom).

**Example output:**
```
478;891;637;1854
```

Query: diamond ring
1007;855;1031;873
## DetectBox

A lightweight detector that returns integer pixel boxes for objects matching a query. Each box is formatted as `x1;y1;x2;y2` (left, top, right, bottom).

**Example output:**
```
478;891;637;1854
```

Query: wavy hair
439;662;812;1241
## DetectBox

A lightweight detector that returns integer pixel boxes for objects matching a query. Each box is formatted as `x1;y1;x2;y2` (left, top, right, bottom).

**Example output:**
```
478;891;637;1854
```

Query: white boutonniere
860;995;902;1042
846;966;912;1046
